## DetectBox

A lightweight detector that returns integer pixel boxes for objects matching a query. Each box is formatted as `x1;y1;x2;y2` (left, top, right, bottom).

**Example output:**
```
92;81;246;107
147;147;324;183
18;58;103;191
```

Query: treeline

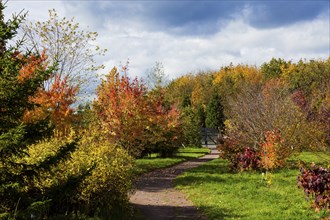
166;58;329;170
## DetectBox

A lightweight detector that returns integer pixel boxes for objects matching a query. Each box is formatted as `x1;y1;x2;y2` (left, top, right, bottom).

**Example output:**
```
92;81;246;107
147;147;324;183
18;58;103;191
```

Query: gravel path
130;147;219;220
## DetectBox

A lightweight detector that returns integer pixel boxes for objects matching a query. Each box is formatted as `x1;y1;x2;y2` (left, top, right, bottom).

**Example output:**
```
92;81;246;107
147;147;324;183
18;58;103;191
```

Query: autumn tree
20;9;105;135
221;79;325;167
94;67;182;157
23;9;106;90
94;67;149;157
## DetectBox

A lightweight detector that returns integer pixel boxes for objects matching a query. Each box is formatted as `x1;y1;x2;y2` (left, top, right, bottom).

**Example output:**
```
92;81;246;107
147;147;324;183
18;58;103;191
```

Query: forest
0;2;329;219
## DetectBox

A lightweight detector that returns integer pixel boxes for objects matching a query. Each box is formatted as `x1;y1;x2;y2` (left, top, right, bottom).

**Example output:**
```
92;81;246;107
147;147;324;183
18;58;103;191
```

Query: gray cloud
66;1;328;35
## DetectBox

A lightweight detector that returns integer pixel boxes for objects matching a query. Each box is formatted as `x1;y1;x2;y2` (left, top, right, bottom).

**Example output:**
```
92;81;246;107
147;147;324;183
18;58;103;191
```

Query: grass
132;147;210;175
175;151;330;220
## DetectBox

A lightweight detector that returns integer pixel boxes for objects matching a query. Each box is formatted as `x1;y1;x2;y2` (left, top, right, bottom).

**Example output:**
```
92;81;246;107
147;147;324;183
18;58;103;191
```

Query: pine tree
0;3;78;218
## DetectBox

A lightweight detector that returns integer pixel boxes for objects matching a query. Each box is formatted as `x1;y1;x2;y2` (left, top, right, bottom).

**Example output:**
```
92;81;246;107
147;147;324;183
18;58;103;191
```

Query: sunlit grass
132;147;210;175
175;152;330;219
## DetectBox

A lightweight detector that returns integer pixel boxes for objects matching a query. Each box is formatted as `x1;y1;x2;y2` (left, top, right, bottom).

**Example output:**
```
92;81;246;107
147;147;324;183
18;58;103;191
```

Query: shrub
259;130;288;170
298;164;330;212
20;127;134;219
230;147;260;171
222;79;325;169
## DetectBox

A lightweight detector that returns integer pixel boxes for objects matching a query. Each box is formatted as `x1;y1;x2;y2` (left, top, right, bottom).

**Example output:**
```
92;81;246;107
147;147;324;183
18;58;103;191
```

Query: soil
129;147;219;220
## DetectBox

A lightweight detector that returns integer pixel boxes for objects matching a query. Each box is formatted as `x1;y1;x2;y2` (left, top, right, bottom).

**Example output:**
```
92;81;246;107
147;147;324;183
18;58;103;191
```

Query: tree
205;93;225;132
23;9;106;90
261;58;290;80
146;62;169;90
94;67;182;157
94;67;150;157
0;4;78;218
221;79;325;167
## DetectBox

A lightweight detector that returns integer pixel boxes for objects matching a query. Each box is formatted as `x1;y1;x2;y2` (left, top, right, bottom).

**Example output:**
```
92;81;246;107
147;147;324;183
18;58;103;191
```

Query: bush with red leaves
231;147;260;171
297;165;330;212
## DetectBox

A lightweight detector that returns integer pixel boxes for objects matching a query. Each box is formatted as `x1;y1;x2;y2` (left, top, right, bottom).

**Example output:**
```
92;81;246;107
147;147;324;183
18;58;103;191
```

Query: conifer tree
205;93;225;132
0;3;78;218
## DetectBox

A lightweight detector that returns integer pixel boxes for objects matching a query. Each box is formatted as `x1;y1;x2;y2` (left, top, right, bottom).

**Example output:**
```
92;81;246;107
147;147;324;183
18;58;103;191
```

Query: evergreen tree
205;93;225;132
0;3;78;218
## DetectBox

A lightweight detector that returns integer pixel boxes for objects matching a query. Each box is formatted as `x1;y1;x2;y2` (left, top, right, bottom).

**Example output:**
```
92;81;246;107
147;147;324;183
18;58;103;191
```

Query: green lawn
132;147;210;175
175;152;330;220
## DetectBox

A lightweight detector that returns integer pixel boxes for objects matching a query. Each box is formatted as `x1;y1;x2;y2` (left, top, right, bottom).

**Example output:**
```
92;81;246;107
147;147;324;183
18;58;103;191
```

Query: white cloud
4;1;66;22
4;1;329;83
95;14;329;80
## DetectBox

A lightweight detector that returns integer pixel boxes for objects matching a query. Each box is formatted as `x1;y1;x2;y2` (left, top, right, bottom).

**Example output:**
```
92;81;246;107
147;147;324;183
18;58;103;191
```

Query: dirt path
130;147;219;220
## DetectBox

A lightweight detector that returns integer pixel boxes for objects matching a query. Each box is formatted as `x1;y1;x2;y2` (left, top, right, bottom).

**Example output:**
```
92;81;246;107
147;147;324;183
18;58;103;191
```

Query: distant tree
205;93;225;132
196;104;206;127
146;62;169;90
261;58;290;80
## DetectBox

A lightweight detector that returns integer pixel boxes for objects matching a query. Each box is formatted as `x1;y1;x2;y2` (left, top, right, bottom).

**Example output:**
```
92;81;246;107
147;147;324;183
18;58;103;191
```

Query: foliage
261;57;290;80
0;4;66;217
221;79;325;168
181;106;202;148
283;58;330;149
230;147;260;172
205;93;225;131
212;64;262;110
259;130;286;170
144;95;182;157
94;67;149;157
298;165;330;212
95;67;182;158
1;4;133;219
164;72;214;148
23;74;78;136
18;126;134;219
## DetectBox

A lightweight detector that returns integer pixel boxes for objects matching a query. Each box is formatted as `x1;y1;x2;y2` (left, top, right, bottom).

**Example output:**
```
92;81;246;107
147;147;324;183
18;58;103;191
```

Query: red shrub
297;165;330;212
231;147;260;171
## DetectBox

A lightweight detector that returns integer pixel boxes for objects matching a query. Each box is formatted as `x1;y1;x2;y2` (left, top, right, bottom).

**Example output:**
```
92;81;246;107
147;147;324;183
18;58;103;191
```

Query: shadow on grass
184;159;231;174
132;203;243;220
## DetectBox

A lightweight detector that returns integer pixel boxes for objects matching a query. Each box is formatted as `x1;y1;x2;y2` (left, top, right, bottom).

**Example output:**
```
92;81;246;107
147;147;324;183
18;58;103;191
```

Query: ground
130;147;219;220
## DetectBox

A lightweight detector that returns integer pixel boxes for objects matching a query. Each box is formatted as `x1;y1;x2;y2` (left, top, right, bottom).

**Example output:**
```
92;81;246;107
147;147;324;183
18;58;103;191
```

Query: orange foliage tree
94;67;182;157
17;49;78;136
23;74;78;136
259;130;285;170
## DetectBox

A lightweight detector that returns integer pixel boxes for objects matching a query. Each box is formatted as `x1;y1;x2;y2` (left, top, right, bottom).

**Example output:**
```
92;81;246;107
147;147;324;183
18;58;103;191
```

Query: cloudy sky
4;0;330;80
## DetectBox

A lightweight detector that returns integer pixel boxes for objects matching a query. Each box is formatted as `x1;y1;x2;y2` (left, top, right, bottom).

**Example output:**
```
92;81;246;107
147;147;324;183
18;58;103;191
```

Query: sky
4;0;330;81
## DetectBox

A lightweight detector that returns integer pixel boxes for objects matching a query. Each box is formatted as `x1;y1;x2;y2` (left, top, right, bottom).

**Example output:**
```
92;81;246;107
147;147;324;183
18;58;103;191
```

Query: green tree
205;93;225;132
261;58;290;80
0;4;78;218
